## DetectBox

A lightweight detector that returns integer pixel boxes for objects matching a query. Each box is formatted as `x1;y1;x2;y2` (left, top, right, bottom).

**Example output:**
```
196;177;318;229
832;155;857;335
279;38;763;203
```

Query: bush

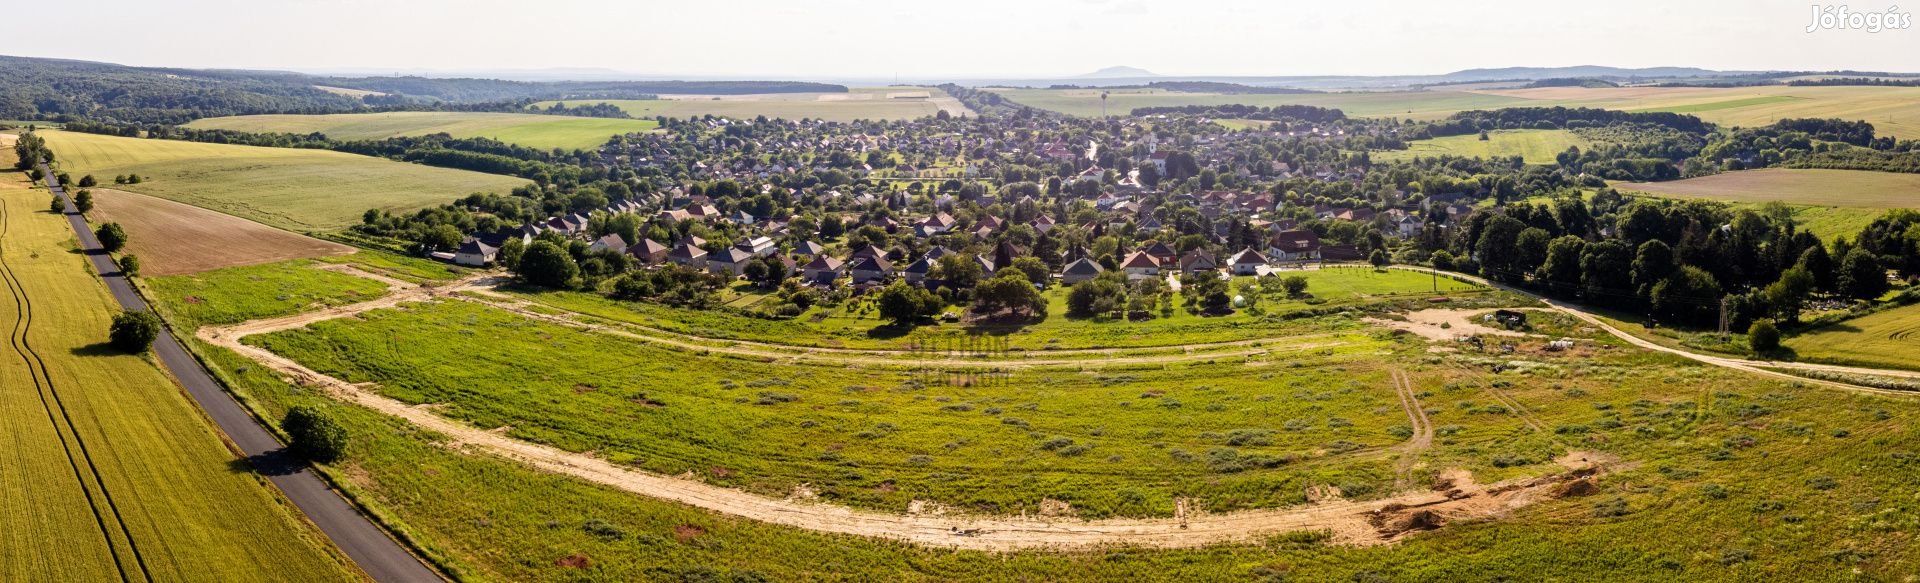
117;255;140;277
108;311;161;353
282;405;349;463
95;222;129;253
1747;319;1780;352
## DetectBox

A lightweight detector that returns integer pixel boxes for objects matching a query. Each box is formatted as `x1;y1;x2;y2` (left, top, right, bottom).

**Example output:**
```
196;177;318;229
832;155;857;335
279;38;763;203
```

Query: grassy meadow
0;172;358;581
143;256;1920;579
184;111;659;150
1784;303;1920;371
1374;129;1591;165
39;129;528;232
541;87;972;122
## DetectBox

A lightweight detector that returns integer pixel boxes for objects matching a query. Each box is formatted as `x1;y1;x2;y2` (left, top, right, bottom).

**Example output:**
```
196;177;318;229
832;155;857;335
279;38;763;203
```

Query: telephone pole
1717;296;1730;339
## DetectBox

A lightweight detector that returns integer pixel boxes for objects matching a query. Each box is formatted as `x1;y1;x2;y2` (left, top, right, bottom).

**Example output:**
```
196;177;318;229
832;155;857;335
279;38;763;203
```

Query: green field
184;112;659;150
1785;303;1920;370
1375;129;1590;165
543;87;972;122
144;258;1920;580
0;173;357;581
1002;85;1920;139
39;130;529;232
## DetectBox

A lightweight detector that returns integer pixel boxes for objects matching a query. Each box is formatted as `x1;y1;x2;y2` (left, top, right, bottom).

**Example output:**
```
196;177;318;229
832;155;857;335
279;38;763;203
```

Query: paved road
40;166;442;582
1391;265;1920;397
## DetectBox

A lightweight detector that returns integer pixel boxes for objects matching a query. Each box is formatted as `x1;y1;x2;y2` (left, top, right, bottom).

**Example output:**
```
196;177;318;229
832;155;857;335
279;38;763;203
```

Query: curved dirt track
195;265;1610;550
1388;266;1920;397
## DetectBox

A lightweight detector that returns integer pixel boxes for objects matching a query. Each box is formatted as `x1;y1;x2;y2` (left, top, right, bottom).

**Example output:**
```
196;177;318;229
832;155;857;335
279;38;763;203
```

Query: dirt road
195;265;1608;550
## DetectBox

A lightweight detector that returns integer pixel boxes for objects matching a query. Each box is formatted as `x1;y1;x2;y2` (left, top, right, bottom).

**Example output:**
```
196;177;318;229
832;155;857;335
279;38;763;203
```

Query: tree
497;238;526;270
876;281;943;326
1748;319;1781;353
49;194;64;213
118;255;140;277
95;223;128;253
1537;236;1586;291
1368;249;1390;269
1651;266;1721;326
108;311;161;353
932;254;985;290
419;224;462;253
1009;256;1050;286
283;405;349;463
513;241;579;289
1762;266;1814;322
1837;248;1888;300
1631;240;1675;300
1281;275;1311;297
973;270;1043;318
77;174;96;187
73;190;93;213
1514;227;1551;276
1474;215;1527;283
1796;245;1836;293
1181;272;1231;314
1067;272;1128;318
1579;240;1633;306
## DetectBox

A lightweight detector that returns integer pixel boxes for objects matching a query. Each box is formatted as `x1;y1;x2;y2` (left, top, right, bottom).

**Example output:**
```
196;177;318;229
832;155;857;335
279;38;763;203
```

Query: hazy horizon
2;0;1918;79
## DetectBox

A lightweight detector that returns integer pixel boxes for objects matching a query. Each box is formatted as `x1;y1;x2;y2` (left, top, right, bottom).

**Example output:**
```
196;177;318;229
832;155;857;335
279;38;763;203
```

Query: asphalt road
42;166;442;582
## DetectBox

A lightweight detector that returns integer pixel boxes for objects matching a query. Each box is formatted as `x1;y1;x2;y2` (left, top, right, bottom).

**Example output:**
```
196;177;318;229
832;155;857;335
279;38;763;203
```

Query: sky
4;0;1918;79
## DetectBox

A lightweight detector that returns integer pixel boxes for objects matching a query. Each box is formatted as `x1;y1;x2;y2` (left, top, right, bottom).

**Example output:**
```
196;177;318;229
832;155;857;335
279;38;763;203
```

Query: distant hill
1441;65;1728;82
0;54;848;124
1074;66;1159;79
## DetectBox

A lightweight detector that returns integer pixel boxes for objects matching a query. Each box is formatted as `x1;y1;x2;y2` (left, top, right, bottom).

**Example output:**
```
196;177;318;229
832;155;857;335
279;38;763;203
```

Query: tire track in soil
1390;369;1434;489
0;195;152;582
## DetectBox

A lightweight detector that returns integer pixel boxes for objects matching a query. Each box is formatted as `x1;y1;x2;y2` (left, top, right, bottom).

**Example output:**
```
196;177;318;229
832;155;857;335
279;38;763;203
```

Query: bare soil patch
88;188;353;275
1367;309;1532;341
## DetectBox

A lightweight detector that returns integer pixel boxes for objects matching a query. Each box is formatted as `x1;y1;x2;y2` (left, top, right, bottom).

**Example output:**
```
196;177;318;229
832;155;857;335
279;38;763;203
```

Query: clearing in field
40;129;529;232
87;188;354;276
1374;129;1590;165
542;87;974;122
0;170;358;581
1785;303;1920;371
184;111;660;151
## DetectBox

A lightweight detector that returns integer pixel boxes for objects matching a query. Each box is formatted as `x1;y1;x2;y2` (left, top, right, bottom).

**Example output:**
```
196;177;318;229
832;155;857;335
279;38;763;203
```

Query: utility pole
1728;293;1743;339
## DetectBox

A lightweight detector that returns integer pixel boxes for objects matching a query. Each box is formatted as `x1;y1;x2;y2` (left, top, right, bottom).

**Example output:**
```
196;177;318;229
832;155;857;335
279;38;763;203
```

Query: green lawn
1375;129;1591;165
39;130;528;232
184;112;658;150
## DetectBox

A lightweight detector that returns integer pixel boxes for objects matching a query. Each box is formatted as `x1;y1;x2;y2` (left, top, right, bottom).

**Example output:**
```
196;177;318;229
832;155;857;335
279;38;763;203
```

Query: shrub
117;255;140;277
1748;319;1780;352
108;311;161;353
282;405;349;463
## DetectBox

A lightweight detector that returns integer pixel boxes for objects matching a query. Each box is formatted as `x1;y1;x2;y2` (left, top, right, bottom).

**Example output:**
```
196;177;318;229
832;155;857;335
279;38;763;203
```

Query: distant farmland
1617;168;1920;209
1001;85;1920;139
990;87;1528;120
185;111;659;150
41;130;528;232
1786;303;1920;371
1374;129;1589;165
543;87;973;122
